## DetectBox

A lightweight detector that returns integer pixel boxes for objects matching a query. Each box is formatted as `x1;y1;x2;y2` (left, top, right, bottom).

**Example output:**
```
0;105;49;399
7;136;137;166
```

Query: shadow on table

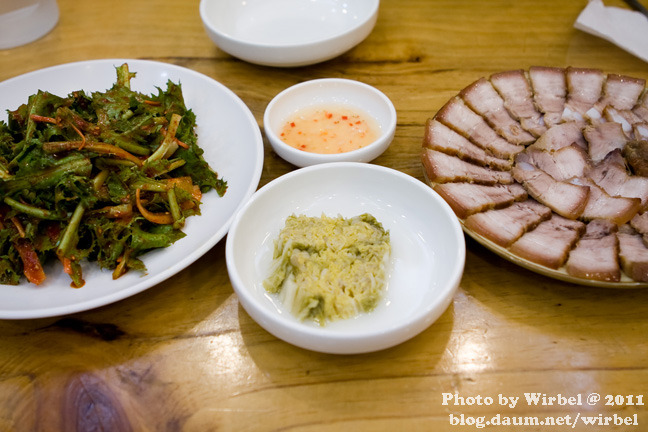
460;236;648;344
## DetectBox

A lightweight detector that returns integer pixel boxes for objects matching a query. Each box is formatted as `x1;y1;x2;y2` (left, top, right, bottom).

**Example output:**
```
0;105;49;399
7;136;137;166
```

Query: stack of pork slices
422;66;648;286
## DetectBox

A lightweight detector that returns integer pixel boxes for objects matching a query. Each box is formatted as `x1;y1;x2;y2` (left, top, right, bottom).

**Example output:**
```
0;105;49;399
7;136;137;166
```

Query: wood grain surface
1;0;648;431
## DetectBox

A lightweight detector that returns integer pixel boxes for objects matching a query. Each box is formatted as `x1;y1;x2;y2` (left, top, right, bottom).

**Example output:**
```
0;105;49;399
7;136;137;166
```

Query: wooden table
1;0;647;430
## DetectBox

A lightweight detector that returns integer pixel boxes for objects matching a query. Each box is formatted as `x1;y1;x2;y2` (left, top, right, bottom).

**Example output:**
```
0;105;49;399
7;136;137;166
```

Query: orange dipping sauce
279;105;379;154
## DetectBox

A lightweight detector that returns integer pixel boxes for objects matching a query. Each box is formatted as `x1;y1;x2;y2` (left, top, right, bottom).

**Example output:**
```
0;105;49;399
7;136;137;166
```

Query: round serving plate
0;59;264;319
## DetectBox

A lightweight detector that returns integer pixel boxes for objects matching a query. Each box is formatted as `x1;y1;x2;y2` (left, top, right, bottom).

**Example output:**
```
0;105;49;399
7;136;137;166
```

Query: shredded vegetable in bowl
0;63;226;288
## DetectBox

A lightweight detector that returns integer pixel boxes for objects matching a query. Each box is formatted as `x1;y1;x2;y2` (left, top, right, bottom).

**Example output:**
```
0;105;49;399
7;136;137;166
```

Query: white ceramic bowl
225;163;465;354
264;78;396;167
199;0;380;67
0;0;59;50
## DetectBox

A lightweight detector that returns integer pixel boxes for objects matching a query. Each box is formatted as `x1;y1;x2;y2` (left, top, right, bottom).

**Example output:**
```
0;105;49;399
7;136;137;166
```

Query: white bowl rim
225;162;466;353
263;78;397;166
199;0;380;49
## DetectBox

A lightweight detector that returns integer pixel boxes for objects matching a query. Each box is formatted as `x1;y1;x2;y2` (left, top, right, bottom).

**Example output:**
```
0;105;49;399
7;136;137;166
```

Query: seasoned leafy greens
0;63;226;287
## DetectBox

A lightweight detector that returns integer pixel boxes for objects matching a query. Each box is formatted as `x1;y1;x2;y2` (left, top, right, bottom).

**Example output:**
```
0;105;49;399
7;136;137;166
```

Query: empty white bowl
0;0;59;50
199;0;380;67
225;162;465;354
264;78;396;167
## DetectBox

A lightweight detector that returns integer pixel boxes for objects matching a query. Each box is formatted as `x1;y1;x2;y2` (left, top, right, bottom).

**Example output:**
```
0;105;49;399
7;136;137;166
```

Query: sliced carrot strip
135;188;173;224
70;123;86;150
14;238;46;285
29;114;58;124
61;256;73;275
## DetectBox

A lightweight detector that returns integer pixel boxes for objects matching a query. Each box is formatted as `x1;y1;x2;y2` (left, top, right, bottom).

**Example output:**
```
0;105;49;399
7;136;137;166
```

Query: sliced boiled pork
593;74;646;112
588;150;648;209
568;177;641;225
422;149;513;184
630;211;648;236
460;77;535;145
529;122;587;152
617;225;648;282
489;69;547;137
582;122;628;164
435;97;524;159
518;144;589;181
423;119;512;170
528;66;566;126
433;182;527;219
509;214;585;269
464;199;552;247
424;67;648;284
634;90;648;122
512;161;589;219
602;106;643;136
562;67;605;122
565;219;620;282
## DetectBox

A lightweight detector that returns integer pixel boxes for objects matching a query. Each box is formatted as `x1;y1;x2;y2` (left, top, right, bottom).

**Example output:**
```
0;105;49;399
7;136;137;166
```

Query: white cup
0;0;59;50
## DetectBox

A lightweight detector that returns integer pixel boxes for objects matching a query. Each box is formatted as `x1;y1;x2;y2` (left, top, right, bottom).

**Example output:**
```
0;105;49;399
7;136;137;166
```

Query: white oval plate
226;163;465;354
0;59;264;319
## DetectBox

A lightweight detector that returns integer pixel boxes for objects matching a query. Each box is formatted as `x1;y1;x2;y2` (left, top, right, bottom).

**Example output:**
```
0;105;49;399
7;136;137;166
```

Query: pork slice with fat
568;177;641;225
594;74;646;112
460;77;535;145
512;161;589;219
565;219;620;282
435;97;524;159
423;119;512;171
630;211;648;236
617;224;648;282
588;150;648;209
422;149;513;185
634;90;648;122
489;69;547;137
634;123;648;141
528;66;566;126
433;182;527;219
519;144;589;181
564;67;606;117
585;75;645;125
509;214;585;269
602;106;643;136
464;199;552;247
582;121;628;164
529;122;587;152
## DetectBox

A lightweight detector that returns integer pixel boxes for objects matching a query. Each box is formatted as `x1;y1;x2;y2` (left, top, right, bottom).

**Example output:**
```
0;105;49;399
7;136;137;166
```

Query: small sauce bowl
199;0;379;68
264;78;396;167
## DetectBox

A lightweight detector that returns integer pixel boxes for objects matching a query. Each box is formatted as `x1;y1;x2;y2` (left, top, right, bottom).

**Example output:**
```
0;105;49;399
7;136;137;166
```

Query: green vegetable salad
0;63;226;287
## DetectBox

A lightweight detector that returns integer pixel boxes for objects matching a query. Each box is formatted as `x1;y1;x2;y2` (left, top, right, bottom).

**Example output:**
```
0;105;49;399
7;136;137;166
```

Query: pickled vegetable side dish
263;213;391;326
0;63;226;287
